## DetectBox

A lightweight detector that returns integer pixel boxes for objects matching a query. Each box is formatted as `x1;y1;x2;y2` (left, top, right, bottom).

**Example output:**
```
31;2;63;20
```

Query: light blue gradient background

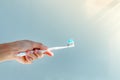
0;0;119;80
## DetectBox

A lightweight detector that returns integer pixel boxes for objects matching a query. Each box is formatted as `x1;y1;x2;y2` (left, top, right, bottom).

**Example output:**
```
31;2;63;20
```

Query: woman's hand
0;40;54;64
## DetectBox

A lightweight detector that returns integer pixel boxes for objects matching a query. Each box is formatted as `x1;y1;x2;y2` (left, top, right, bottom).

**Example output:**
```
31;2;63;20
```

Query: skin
0;40;54;64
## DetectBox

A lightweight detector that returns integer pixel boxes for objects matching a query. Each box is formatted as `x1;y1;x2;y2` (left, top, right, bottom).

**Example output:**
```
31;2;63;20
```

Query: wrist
0;43;18;61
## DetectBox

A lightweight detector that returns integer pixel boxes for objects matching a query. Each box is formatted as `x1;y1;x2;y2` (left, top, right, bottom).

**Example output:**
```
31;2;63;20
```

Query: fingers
32;42;48;50
16;56;31;64
32;42;54;57
16;51;54;64
25;50;44;64
16;49;54;64
14;40;54;64
44;50;54;56
34;49;44;58
25;56;32;64
15;50;44;64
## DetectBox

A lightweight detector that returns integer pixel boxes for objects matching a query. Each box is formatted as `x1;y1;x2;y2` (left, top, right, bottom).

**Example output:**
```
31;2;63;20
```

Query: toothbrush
16;39;75;57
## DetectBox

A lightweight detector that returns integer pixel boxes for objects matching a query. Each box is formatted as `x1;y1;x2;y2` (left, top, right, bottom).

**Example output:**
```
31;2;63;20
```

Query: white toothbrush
17;39;75;57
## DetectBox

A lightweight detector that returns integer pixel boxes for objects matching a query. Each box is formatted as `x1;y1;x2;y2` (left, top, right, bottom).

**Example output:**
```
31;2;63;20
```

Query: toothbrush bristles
67;39;75;47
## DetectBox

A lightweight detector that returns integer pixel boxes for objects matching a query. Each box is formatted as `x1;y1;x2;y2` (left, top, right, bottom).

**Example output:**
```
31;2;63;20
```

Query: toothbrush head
67;39;75;47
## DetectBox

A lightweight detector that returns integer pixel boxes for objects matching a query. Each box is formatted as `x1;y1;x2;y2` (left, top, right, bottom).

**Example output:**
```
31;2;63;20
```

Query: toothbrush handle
16;50;46;57
16;52;27;56
17;45;73;57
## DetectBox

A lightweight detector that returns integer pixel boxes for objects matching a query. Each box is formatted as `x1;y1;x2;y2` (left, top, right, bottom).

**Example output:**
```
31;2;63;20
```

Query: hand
0;40;54;64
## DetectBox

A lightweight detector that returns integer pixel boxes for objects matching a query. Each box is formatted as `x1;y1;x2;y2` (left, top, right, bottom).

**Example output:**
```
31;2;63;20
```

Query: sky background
0;0;120;80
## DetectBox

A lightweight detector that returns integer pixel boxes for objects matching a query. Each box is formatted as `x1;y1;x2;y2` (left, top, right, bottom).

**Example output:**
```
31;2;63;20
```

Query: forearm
0;43;13;62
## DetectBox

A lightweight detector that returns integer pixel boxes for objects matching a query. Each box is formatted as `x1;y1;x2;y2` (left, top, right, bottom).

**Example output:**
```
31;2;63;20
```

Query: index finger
44;50;54;56
32;42;54;56
32;42;48;50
